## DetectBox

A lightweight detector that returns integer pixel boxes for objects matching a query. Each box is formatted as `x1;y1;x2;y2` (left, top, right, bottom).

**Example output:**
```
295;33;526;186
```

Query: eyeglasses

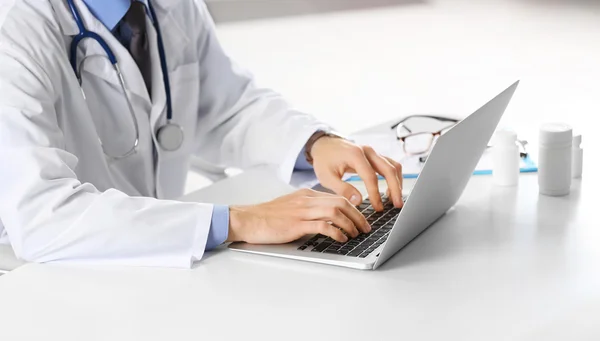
391;115;530;162
391;115;459;156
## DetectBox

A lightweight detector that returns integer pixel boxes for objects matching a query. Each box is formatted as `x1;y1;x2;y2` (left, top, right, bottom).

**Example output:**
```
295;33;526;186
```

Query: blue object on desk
346;155;538;182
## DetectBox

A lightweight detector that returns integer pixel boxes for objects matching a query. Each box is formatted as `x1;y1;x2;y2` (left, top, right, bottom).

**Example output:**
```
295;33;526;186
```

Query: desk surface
1;174;598;340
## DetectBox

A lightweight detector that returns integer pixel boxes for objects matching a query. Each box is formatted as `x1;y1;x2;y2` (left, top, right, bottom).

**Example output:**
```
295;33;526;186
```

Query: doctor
0;0;403;268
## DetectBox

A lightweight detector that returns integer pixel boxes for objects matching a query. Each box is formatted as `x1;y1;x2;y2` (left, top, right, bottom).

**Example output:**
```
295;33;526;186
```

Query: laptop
229;81;519;270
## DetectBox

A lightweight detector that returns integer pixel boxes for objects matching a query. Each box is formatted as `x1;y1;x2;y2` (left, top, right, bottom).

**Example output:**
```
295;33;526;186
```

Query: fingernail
342;235;349;242
350;195;361;205
366;224;372;232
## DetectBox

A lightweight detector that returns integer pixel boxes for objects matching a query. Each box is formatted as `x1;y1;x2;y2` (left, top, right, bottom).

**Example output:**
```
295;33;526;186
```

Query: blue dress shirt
83;0;133;31
83;0;314;251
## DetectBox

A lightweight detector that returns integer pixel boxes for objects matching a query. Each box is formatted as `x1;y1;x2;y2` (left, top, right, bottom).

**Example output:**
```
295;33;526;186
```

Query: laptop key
349;247;367;255
373;231;386;238
358;203;370;210
365;235;381;243
354;243;369;249
354;234;368;242
312;242;330;252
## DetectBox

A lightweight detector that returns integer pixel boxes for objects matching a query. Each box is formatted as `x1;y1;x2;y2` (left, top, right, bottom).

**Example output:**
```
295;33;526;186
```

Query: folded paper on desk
347;134;537;181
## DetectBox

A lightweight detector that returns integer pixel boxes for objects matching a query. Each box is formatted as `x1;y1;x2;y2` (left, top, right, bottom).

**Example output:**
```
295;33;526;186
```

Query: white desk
0;174;598;340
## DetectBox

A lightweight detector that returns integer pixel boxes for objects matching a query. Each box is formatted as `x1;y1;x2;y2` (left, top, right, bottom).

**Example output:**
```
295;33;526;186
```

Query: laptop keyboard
297;194;402;258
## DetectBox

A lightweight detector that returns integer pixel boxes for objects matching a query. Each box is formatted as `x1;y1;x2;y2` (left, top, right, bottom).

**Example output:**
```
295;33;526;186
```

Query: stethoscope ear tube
67;0;184;157
146;0;173;123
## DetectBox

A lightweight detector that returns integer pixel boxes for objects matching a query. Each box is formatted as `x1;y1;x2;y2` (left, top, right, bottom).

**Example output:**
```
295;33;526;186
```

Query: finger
308;205;359;238
384;156;404;194
316;168;363;206
303;221;348;243
363;147;403;208
331;197;371;234
350;148;383;211
385;157;404;208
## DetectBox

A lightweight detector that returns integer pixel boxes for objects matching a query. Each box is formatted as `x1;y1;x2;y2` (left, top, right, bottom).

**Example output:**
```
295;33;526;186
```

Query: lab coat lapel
53;0;152;106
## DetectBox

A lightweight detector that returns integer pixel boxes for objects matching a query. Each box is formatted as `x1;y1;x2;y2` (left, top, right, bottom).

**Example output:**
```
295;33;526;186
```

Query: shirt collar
82;0;149;31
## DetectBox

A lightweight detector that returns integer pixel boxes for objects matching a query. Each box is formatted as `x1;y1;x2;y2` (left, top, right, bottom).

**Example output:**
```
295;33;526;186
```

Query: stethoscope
67;0;184;159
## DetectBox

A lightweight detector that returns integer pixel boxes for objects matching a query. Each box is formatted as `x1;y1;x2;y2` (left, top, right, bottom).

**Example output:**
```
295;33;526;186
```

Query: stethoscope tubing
66;0;182;157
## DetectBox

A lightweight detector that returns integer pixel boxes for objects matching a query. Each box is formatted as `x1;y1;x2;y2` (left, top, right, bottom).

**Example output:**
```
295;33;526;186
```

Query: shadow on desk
207;0;425;23
375;208;464;272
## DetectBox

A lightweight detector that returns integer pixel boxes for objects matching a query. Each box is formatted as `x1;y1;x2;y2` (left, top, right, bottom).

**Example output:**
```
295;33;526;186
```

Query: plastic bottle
538;123;572;196
492;128;519;186
571;135;583;178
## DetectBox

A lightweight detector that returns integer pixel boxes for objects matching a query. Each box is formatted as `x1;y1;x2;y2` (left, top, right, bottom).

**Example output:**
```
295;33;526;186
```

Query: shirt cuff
294;146;314;170
205;205;229;251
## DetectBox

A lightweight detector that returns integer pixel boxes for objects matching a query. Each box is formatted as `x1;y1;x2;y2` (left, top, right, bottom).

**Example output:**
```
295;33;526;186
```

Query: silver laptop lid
374;81;519;268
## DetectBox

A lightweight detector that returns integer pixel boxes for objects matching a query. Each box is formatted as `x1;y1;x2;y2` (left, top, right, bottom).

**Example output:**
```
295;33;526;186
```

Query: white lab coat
0;0;327;267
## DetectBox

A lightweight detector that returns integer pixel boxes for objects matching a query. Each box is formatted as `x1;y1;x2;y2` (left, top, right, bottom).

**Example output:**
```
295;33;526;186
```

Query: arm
190;1;328;183
172;2;405;247
0;42;210;268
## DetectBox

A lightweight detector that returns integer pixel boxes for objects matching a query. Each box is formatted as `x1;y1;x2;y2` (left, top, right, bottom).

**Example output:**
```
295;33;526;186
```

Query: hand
226;189;371;244
310;136;403;211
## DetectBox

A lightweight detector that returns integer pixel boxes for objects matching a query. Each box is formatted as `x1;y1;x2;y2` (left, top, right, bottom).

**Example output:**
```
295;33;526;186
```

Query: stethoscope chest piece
157;122;184;151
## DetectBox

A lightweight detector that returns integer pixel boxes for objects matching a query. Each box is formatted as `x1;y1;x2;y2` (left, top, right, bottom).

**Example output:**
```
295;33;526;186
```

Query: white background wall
188;0;599;192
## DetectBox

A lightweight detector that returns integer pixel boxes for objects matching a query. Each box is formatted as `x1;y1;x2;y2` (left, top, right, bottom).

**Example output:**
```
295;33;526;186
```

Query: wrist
226;206;245;243
304;130;346;165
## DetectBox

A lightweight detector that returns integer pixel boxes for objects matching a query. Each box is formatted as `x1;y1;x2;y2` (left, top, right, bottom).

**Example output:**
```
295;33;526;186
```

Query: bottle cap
573;134;582;148
494;128;517;146
539;123;572;147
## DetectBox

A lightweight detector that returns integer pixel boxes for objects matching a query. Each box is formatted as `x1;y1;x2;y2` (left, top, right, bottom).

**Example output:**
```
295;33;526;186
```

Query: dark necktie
123;2;152;97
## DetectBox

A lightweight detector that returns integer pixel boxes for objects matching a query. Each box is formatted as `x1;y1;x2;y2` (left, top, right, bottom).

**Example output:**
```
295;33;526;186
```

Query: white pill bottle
538;123;572;196
492;128;520;186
